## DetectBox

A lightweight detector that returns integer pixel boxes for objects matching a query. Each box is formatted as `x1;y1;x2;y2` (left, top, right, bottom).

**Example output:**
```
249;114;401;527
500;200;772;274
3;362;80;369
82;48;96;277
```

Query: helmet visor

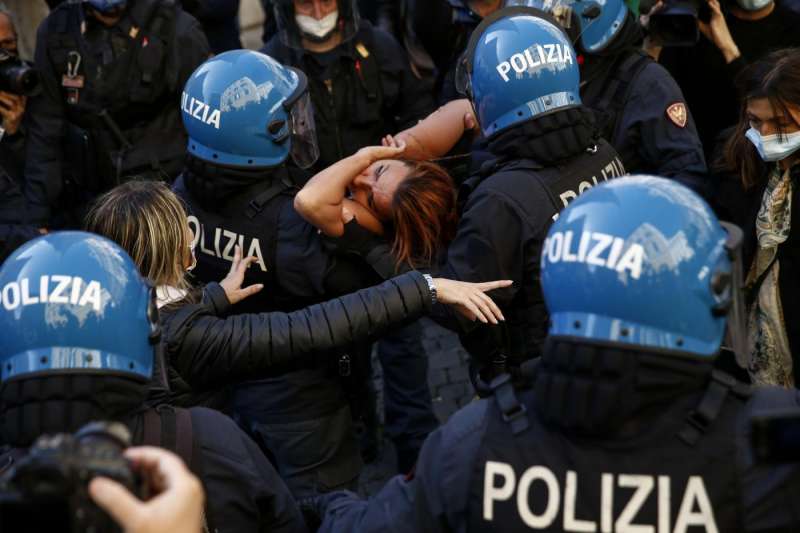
719;222;747;367
287;89;319;169
505;0;578;31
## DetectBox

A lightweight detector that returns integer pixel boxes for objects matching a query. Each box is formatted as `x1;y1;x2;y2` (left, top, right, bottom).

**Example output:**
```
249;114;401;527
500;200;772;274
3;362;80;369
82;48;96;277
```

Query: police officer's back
312;176;800;533
0;232;307;532
262;0;434;169
435;8;624;382
510;0;708;195
24;0;210;227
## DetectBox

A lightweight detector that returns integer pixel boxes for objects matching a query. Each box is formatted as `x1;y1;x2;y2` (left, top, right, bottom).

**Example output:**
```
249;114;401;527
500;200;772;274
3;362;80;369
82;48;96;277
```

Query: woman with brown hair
294;142;459;270
85;180;510;408
723;48;800;387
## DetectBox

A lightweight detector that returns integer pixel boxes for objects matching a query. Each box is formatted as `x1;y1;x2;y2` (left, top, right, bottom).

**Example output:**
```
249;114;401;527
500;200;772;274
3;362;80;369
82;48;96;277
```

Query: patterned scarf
746;165;794;387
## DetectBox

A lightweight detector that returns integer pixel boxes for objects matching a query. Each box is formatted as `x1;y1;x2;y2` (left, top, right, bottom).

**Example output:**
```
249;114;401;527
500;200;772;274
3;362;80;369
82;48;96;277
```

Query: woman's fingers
230;244;241;273
240;255;259;273
475;290;505;322
476;280;513;292
238;283;264;299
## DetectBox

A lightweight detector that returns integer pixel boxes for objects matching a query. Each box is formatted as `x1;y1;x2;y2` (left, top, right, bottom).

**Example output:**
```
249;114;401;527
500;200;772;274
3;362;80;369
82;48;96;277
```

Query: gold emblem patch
666;102;688;128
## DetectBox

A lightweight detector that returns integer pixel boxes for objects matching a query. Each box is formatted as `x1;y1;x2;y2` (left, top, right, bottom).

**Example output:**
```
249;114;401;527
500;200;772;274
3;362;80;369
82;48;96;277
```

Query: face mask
735;0;772;11
746;127;800;162
295;10;339;40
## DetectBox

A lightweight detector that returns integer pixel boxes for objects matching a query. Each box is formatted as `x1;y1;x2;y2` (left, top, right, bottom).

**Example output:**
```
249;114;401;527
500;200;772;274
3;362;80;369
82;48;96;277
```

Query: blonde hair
85;181;192;290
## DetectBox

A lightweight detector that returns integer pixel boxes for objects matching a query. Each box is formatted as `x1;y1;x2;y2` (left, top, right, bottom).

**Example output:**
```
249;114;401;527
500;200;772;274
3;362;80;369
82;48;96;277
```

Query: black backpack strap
677;370;749;447
245;172;297;220
491;373;530;436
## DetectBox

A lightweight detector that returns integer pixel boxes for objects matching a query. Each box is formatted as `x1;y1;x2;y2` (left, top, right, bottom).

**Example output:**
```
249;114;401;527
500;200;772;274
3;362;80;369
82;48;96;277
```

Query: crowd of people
1;0;800;531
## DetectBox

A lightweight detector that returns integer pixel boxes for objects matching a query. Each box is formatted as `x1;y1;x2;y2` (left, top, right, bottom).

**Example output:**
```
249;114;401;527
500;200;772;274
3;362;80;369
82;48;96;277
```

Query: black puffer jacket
158;271;433;407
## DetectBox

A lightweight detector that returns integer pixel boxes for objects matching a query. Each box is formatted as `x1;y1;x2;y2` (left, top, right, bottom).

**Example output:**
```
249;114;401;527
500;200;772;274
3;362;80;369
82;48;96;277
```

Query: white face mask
746;127;800;162
735;0;772;11
295;10;339;40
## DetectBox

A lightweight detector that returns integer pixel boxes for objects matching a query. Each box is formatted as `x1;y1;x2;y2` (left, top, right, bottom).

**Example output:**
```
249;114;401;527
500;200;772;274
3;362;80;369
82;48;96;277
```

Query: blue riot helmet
273;0;361;49
455;6;581;138
506;0;628;53
0;232;158;383
541;176;747;360
181;50;319;169
85;0;128;14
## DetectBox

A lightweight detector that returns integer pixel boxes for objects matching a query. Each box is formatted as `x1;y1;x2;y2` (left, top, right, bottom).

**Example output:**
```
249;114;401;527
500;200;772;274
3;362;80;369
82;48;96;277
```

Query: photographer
89;447;205;533
658;0;800;156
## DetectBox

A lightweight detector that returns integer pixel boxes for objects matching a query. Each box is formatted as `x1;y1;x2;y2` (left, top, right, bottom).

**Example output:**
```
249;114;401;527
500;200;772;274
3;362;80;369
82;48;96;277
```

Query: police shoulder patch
666;102;687;128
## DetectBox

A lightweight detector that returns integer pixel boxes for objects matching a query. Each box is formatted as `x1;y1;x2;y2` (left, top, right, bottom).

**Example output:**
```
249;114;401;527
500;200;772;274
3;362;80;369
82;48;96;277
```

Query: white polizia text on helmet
544;231;646;280
181;91;222;129
1;276;103;312
483;462;718;532
497;44;574;83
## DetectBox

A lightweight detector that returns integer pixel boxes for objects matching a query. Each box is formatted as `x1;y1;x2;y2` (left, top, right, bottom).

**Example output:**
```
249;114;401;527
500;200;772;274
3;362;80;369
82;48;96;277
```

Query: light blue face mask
746;127;800;162
735;0;772;11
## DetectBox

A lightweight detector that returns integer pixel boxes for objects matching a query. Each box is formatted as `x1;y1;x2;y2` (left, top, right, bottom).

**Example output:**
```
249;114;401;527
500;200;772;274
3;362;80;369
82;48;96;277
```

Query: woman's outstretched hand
219;245;264;305
433;278;513;324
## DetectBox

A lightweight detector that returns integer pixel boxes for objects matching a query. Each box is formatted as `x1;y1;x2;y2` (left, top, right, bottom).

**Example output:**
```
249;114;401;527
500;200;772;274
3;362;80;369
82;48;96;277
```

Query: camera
646;0;713;47
0;421;145;533
751;410;800;464
0;49;39;96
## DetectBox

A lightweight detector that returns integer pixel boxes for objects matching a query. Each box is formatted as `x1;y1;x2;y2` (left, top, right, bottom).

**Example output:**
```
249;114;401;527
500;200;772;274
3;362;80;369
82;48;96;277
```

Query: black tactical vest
175;167;333;314
467;378;748;532
459;139;625;369
45;0;184;186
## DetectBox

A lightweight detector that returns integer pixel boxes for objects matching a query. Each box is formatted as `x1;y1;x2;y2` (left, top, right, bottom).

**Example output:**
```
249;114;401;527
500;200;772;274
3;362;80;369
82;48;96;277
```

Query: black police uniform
579;16;708;196
0;131;38;263
312;342;800;533
406;0;482;103
0;375;307;533
24;0;209;226
262;20;435;170
173;159;396;499
435;108;625;382
180;0;243;53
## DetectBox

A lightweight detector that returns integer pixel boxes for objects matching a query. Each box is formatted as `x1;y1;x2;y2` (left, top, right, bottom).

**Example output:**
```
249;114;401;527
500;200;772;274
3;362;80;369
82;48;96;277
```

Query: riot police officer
23;0;209;228
434;7;625;386
263;0;434;170
311;176;800;533
0;232;307;533
508;0;708;195
173;49;395;497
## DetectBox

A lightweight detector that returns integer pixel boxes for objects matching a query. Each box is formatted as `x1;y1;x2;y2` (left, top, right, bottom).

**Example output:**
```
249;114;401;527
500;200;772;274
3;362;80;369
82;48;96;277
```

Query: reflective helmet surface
457;7;581;138
0;232;156;382
273;0;361;49
181;50;319;169
507;0;628;53
85;0;127;13
541;176;743;358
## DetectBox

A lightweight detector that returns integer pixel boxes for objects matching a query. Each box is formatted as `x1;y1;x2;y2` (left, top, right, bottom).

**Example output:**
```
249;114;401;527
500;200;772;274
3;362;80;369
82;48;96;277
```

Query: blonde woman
85;181;511;408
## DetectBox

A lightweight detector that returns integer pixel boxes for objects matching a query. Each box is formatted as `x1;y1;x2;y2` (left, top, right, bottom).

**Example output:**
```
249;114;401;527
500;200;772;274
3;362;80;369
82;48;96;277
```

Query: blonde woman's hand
433;278;513;324
88;447;205;533
219;245;264;305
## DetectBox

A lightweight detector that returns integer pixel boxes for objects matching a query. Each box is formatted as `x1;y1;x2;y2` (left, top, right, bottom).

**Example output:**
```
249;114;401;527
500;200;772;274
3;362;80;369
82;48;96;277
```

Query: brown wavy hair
723;48;800;190
389;160;458;270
